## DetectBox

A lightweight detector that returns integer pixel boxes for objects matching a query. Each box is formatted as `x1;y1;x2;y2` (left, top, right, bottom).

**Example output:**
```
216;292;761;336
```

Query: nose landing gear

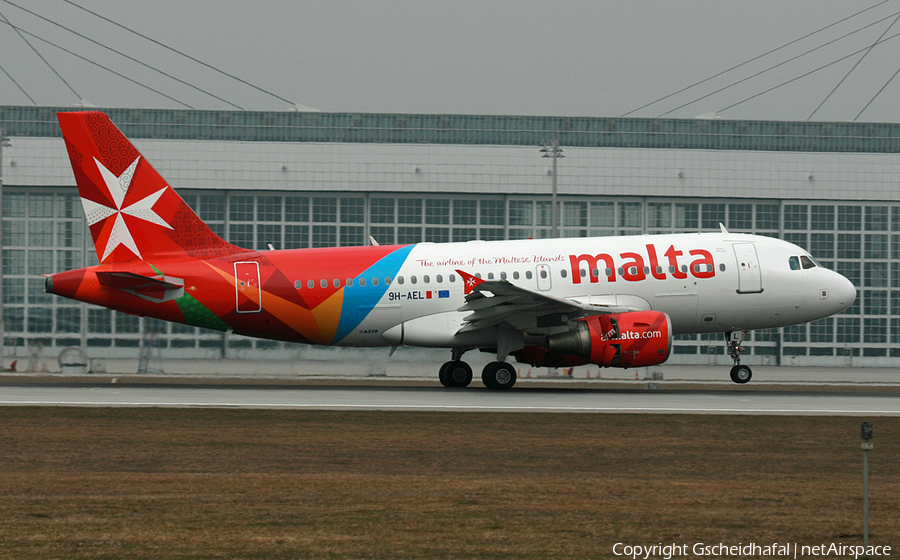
726;331;752;384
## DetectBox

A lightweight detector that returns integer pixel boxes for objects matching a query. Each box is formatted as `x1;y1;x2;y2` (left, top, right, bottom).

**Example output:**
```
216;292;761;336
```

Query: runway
0;383;897;415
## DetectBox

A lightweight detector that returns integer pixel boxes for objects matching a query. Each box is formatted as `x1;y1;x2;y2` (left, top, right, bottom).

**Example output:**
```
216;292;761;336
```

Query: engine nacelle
541;311;673;368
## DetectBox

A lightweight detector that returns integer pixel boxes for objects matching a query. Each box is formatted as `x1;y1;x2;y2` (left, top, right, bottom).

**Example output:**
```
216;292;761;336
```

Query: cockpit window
790;255;818;270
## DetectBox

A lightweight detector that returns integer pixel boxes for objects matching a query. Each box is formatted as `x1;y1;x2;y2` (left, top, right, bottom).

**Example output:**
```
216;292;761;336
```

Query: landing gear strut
726;331;752;384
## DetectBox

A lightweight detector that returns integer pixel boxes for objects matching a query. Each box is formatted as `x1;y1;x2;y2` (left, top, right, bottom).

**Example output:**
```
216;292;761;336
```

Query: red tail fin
57;111;242;264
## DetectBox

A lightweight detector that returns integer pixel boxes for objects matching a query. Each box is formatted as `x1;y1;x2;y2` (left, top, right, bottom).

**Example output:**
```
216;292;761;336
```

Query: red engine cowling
536;310;673;368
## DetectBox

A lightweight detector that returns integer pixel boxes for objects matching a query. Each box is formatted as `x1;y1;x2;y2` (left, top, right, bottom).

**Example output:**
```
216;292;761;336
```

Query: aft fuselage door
733;243;763;293
234;261;262;313
535;264;552;291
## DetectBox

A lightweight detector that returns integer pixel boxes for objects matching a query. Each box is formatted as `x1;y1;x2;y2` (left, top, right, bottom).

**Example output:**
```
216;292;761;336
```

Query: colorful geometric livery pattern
50;112;415;346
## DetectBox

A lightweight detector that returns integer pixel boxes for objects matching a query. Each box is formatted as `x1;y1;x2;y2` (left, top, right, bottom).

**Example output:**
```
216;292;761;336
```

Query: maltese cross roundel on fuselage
81;155;173;262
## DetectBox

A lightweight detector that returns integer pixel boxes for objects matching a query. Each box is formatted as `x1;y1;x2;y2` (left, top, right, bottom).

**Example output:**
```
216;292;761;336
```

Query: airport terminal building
2;105;900;367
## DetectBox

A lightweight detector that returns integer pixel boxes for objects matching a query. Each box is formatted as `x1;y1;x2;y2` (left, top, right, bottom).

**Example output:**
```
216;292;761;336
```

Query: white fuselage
344;232;856;349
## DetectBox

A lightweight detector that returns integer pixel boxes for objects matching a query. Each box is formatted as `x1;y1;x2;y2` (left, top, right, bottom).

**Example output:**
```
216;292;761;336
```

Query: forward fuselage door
234;261;262;313
733;243;763;293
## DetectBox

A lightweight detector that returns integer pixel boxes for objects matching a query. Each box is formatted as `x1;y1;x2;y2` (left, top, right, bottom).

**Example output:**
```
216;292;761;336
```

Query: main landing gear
439;350;517;389
481;361;517;390
726;331;752;384
438;360;473;388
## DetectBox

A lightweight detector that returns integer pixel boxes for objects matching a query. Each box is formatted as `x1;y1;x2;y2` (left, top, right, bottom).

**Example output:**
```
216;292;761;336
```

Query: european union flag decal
438;290;450;298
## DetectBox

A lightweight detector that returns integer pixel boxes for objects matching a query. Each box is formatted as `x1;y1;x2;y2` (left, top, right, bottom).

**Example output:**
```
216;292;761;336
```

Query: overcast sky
2;0;900;122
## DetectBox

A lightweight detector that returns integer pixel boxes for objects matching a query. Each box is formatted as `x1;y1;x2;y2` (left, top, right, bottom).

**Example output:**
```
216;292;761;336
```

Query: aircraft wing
454;269;636;334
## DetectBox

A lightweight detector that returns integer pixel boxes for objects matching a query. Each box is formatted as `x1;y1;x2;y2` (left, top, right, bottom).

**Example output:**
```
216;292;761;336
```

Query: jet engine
517;311;673;368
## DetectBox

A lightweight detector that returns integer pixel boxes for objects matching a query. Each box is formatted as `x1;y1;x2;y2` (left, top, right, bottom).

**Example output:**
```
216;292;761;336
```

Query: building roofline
2;105;900;153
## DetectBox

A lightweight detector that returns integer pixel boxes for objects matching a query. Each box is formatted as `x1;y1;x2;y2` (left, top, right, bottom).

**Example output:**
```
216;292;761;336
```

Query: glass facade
2;187;891;363
5;105;900;153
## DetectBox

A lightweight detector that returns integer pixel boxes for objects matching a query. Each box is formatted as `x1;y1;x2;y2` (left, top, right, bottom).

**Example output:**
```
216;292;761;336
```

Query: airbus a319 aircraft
46;112;857;388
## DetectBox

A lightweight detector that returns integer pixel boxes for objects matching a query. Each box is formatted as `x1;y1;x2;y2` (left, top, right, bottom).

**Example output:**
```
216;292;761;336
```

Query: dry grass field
0;407;896;559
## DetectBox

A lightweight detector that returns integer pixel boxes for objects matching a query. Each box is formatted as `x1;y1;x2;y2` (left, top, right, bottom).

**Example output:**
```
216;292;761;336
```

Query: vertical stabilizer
57;111;242;264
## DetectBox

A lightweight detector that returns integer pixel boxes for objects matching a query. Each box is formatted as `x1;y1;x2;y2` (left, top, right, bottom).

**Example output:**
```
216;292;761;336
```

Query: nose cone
833;272;857;313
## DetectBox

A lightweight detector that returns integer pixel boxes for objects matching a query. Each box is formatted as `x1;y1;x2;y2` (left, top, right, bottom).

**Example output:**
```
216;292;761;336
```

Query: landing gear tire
482;361;517;390
730;364;752;384
439;360;472;388
726;331;751;384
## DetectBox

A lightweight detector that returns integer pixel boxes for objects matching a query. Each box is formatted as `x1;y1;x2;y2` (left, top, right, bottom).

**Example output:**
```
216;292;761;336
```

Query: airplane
45;111;857;388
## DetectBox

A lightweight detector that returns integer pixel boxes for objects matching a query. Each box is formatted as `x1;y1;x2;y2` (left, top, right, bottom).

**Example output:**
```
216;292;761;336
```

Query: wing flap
458;294;520;311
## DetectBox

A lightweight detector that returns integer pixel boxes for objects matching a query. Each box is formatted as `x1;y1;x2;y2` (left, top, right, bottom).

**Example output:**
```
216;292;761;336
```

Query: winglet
456;269;485;295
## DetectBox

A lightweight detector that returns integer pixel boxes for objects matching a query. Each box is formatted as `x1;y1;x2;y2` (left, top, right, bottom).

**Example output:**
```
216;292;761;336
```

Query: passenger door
733;243;762;293
234;261;262;313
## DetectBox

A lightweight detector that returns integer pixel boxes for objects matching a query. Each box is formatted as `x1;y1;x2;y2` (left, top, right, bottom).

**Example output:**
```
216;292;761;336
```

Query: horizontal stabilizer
97;271;183;290
96;271;184;302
